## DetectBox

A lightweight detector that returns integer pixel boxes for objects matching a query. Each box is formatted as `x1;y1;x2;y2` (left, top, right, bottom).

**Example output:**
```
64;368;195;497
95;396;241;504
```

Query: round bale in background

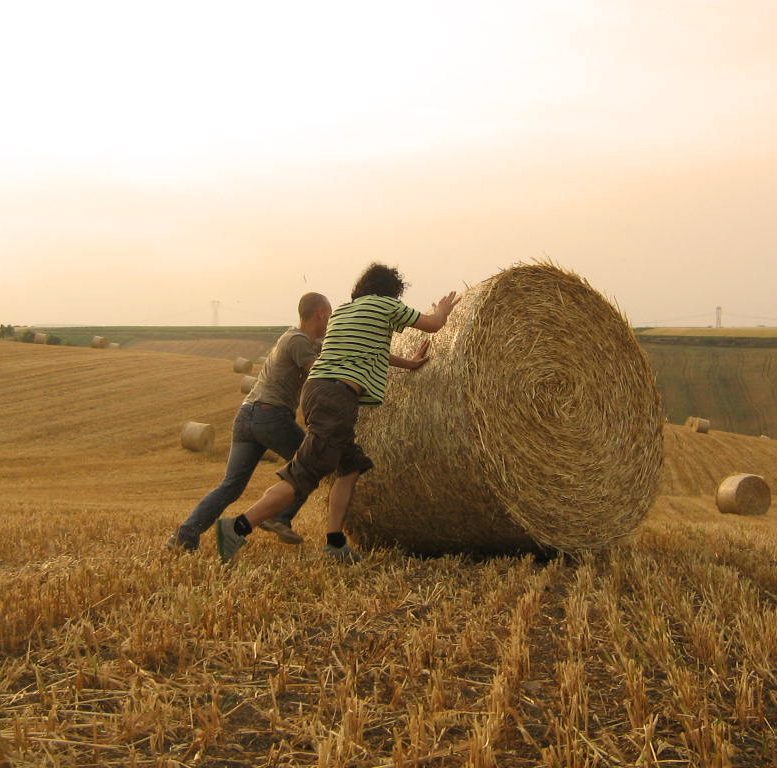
233;357;253;374
33;332;48;344
107;342;121;349
240;375;258;394
181;421;215;452
716;474;771;516
345;263;664;556
685;416;710;433
91;336;108;349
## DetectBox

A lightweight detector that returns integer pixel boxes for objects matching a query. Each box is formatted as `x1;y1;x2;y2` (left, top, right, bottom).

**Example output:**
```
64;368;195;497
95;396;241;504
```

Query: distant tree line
1;325;62;344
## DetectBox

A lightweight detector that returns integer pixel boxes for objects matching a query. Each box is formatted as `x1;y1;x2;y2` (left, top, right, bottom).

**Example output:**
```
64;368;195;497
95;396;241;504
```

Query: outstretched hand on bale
390;339;431;370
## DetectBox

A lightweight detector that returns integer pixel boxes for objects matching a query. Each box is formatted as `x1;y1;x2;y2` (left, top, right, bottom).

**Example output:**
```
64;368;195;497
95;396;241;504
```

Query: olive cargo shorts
277;378;374;500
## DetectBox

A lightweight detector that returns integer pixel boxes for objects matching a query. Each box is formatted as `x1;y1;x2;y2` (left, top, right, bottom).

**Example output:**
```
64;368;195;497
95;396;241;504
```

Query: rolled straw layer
346;263;664;555
241;375;258;394
234;357;253;374
180;421;215;452
715;474;771;516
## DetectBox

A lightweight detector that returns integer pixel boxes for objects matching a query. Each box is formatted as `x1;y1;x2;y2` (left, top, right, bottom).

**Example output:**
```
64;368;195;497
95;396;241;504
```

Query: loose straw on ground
180;422;215;452
716;474;771;516
345;263;664;556
233;357;253;374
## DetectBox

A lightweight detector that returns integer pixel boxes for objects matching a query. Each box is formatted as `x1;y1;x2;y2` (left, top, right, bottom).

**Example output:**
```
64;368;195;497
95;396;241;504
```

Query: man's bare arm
389;338;431;371
412;291;460;333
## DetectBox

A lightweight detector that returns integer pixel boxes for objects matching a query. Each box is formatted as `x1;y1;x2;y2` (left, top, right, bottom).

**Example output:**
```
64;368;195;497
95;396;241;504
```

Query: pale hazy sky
1;0;775;327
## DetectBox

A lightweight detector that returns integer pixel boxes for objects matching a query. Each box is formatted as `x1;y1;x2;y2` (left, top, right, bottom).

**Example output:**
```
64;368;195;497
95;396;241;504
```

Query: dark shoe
323;543;362;563
165;531;197;553
216;518;246;564
259;519;304;545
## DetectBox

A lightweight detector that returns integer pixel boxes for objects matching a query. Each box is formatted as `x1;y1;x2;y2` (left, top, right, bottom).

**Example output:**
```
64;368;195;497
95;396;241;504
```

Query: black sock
234;514;252;537
326;532;346;548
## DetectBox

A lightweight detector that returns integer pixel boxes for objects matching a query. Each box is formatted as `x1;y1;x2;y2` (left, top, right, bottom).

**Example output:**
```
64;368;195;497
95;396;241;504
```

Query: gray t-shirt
244;328;320;412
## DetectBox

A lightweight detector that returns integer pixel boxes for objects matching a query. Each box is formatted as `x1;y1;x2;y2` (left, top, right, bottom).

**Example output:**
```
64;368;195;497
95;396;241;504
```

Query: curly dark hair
351;263;408;301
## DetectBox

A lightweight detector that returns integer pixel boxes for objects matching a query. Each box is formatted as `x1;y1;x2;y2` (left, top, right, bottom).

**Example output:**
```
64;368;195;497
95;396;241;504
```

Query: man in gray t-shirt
244;329;322;412
167;292;332;551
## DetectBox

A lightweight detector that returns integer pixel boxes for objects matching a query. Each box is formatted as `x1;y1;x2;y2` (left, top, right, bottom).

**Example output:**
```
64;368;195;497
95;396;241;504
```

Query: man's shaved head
298;292;330;321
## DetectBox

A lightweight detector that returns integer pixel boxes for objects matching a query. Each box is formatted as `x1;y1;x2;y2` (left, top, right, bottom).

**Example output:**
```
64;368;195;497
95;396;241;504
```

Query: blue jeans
175;402;306;549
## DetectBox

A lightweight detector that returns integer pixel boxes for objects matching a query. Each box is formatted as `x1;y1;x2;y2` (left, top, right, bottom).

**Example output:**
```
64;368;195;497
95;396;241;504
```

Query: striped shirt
308;295;421;406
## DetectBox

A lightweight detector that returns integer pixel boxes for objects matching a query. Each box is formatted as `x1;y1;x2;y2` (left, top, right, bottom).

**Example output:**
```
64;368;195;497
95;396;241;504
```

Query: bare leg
244;481;296;529
327;471;360;534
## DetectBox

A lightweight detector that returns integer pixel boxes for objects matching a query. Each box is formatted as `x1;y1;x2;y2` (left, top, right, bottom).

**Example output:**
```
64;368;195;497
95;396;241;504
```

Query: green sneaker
216;518;246;564
323;543;362;563
259;519;304;545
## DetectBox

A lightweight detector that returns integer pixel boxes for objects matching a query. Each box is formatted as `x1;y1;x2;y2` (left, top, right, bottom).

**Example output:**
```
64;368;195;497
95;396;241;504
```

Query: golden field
1;342;777;767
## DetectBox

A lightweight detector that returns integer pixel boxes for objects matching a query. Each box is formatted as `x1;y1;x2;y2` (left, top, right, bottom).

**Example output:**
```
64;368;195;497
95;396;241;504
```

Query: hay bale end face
33;332;48;344
180;421;215;452
240;375;258;394
233;357;253;374
91;336;108;349
716;474;771;516
346;263;664;556
685;416;710;433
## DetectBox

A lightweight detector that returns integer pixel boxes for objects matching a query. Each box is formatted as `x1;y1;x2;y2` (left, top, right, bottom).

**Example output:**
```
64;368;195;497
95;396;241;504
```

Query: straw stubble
346;263;664;555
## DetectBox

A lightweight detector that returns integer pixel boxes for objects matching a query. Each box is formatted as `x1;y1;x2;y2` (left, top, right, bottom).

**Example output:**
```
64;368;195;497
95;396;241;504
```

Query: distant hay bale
346;263;664;556
180;421;215;452
760;435;770;440
33;333;48;344
107;342;120;350
685;416;710;433
240;375;258;394
91;336;108;349
715;474;771;516
233;357;253;374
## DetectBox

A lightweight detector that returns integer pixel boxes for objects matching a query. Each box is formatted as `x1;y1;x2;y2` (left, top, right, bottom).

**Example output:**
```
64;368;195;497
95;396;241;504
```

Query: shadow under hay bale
345;263;664;556
180;421;215;452
716;473;771;516
233;357;253;374
685;416;710;433
240;375;258;394
91;335;108;349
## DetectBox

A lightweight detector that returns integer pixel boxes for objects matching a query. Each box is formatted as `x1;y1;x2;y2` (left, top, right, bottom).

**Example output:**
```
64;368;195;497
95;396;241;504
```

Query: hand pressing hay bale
685;416;710;433
233;357;253;374
181;421;215;452
240;375;258;394
33;333;48;344
716;474;771;516
345;263;664;556
91;336;108;349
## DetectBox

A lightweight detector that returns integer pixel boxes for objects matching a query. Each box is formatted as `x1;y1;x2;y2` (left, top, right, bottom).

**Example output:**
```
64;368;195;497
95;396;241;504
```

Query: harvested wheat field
1;342;777;767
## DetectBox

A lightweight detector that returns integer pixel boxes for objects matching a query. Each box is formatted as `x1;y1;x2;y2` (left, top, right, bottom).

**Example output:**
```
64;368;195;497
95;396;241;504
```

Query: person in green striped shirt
216;263;459;563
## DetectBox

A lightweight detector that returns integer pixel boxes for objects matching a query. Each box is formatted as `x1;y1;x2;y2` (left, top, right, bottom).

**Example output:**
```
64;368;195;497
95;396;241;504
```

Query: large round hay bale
715;474;771;516
685;416;710;433
33;332;48;344
180;421;215;452
107;342;121;350
233;357;253;374
346;263;664;556
91;336;108;349
240;375;258;394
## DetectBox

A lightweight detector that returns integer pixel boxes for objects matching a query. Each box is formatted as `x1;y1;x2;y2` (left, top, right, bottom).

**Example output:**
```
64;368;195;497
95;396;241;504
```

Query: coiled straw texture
346;263;664;555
